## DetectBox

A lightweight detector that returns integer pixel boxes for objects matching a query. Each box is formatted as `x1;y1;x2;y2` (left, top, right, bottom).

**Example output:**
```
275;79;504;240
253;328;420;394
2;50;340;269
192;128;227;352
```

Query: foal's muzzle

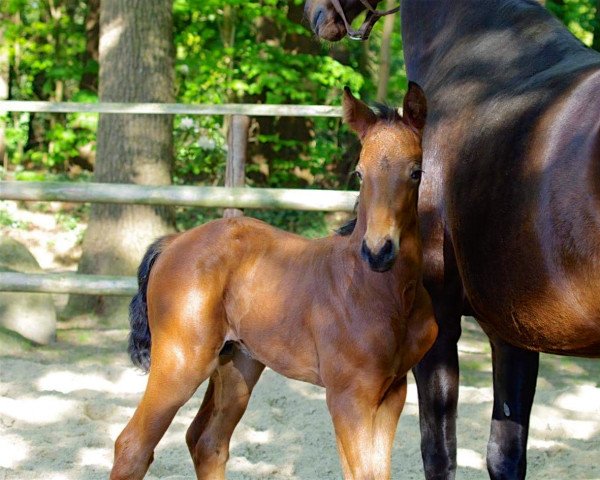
361;238;397;272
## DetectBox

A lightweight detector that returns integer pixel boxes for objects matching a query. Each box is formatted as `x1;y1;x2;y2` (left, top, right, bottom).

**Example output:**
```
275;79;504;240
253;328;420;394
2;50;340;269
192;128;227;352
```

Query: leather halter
329;0;400;41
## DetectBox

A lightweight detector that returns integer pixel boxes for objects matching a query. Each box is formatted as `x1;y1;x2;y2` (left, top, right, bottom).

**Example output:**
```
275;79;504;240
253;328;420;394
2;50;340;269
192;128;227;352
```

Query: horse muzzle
304;0;347;41
360;238;397;272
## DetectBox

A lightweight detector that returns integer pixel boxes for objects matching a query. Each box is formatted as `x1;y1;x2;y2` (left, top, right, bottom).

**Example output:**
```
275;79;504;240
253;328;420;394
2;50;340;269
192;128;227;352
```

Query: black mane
371;103;402;124
335;196;360;236
335;217;356;236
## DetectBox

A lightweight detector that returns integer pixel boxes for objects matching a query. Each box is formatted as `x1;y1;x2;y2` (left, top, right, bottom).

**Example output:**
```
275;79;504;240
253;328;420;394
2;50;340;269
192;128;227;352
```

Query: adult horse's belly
441;69;600;357
465;276;600;357
451;158;600;357
451;187;600;356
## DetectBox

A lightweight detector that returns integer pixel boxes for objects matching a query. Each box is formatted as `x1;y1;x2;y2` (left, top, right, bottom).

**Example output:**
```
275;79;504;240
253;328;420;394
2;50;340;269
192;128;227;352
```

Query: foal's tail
128;234;177;372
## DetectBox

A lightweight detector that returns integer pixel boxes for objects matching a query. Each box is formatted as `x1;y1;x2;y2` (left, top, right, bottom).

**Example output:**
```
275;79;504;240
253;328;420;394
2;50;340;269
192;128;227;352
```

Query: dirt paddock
2;151;598;479
0;317;599;480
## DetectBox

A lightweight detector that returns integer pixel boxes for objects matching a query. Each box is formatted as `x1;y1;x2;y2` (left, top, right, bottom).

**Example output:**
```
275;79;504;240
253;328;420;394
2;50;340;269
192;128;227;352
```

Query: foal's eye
410;169;423;182
353;170;363;182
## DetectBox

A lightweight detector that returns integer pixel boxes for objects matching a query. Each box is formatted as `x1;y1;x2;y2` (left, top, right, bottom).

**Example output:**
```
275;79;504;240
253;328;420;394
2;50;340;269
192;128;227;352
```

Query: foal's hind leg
186;346;265;480
111;312;226;479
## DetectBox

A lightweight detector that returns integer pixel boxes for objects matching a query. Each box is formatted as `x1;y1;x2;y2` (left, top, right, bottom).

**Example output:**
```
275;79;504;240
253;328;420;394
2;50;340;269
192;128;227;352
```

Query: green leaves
547;0;598;46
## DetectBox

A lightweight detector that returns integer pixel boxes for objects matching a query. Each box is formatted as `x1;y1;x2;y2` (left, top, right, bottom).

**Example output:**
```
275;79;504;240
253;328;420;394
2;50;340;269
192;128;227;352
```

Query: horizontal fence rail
0;101;343;117
0;181;359;212
0;272;137;296
0;100;353;300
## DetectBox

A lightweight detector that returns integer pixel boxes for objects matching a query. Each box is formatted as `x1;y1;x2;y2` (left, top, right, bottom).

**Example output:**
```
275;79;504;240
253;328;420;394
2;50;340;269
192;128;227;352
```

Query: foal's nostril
311;7;325;30
380;239;394;258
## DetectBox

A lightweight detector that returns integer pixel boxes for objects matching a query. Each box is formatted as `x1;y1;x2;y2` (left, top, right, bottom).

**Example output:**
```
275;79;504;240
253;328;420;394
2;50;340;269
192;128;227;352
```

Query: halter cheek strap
330;0;400;41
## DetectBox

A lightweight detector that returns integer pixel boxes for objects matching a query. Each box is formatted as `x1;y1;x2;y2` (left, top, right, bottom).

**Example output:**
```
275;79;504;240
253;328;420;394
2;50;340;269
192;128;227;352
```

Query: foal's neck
347;202;368;247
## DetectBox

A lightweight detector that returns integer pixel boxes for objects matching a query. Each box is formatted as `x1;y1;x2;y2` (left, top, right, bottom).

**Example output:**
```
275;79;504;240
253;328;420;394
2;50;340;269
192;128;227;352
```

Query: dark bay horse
304;0;600;478
110;85;438;480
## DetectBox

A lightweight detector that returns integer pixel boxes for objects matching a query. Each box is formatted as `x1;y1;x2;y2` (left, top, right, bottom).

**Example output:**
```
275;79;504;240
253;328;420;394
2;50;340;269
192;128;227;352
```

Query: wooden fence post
223;114;250;218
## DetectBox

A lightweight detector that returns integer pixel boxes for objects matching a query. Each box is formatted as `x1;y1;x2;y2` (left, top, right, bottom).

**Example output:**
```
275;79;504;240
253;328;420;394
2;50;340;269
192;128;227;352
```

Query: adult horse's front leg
412;296;462;480
487;335;539;480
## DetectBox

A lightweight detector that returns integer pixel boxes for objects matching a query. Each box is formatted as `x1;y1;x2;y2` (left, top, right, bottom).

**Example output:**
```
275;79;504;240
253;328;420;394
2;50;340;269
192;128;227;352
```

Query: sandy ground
0;318;599;480
1;201;599;479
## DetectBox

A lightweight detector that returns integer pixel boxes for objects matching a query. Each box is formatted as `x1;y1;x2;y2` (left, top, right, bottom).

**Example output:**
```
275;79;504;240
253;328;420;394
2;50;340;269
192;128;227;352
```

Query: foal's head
343;83;427;272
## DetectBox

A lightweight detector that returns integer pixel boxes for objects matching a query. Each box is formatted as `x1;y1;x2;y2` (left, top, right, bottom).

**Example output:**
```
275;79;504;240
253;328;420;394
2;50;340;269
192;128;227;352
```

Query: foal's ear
343;87;377;141
402;82;427;135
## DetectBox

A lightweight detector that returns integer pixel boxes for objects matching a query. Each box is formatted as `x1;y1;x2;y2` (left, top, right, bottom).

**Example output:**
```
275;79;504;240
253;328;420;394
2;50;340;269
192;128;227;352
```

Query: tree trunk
376;0;395;102
80;0;100;92
65;0;175;324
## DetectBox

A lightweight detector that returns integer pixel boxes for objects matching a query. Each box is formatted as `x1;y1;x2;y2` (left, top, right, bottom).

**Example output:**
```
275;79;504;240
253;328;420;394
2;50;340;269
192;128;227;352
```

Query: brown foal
110;83;437;480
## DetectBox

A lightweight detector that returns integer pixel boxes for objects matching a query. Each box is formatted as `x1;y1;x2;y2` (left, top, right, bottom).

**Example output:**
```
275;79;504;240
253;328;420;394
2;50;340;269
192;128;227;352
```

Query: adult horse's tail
128;234;177;372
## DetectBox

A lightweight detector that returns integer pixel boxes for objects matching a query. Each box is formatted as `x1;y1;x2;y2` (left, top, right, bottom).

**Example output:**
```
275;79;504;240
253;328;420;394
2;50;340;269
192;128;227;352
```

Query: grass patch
0;206;31;229
0;327;35;356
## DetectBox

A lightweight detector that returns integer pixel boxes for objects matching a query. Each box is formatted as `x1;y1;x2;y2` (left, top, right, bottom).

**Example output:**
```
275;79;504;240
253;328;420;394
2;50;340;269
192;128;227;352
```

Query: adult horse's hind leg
412;297;462;480
486;336;539;480
186;345;265;480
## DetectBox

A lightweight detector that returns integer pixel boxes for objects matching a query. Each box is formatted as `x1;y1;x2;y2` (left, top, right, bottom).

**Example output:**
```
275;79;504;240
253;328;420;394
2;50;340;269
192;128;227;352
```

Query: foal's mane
371;103;402;124
336;102;402;238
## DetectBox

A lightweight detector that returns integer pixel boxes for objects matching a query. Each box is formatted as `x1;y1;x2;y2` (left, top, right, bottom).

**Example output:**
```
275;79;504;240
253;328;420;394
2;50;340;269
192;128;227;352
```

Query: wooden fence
0;101;342;116
0;101;355;296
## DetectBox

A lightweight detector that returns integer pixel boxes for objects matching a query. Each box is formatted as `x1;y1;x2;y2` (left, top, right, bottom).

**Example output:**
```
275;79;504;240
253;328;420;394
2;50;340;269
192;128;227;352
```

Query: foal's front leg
327;379;407;480
372;376;408;478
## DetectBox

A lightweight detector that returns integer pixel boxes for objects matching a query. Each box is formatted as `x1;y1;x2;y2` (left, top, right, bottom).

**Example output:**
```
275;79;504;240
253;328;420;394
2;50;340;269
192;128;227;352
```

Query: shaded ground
0;318;599;480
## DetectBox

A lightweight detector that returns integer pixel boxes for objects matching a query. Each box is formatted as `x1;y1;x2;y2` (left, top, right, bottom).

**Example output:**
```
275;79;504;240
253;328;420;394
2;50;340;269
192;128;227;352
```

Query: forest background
0;0;599;322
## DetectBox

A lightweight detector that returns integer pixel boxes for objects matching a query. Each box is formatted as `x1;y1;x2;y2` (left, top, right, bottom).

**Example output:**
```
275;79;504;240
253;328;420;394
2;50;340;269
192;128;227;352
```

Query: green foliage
171;0;368;188
547;0;599;46
56;205;88;231
0;205;29;229
3;0;597;235
2;1;98;170
176;206;329;238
